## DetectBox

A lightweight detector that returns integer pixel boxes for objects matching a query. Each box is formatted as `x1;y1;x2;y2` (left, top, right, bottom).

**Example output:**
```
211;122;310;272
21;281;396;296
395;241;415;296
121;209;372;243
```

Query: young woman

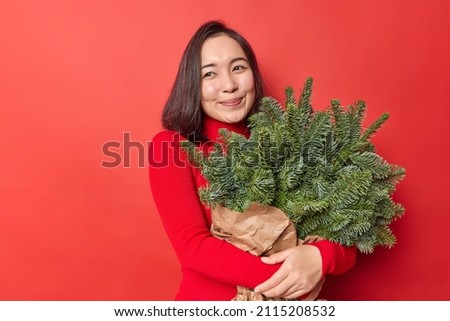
149;20;356;301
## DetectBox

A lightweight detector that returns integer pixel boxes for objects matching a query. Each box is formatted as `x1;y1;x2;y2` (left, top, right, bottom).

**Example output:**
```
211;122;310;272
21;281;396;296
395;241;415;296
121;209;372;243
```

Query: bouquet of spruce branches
181;77;405;299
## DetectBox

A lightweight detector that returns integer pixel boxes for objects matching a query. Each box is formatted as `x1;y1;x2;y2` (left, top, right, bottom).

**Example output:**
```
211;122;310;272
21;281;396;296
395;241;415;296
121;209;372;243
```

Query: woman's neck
202;115;249;141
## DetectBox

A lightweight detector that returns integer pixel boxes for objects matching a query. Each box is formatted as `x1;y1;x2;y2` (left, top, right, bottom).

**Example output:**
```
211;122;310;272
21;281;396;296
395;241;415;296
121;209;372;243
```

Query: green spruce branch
180;77;405;254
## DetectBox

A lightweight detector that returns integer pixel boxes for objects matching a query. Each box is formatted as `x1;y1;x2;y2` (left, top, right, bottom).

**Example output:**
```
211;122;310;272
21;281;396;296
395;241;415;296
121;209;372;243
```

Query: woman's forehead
201;35;247;64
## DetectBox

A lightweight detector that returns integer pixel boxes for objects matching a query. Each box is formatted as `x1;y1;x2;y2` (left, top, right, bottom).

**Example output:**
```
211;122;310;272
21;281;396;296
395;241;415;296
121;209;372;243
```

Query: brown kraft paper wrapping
211;203;325;301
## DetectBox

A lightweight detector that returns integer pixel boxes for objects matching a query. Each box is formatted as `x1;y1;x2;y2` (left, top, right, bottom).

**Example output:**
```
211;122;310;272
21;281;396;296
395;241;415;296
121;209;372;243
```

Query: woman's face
200;35;255;123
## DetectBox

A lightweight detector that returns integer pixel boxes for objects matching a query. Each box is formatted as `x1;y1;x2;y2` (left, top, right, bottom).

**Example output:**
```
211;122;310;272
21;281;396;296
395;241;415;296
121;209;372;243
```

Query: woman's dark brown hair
162;20;265;142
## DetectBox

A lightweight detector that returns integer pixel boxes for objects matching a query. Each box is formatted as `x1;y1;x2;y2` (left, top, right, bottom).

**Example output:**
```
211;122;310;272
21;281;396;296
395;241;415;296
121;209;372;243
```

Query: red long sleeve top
149;115;356;300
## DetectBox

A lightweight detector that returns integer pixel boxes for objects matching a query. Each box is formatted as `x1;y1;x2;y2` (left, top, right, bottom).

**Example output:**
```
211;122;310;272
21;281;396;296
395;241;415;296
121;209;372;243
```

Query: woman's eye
203;71;215;78
233;65;247;72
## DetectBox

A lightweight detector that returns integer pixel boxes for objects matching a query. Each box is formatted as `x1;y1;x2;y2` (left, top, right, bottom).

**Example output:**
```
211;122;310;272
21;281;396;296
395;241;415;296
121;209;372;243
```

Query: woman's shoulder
149;130;195;169
151;130;187;144
150;130;194;160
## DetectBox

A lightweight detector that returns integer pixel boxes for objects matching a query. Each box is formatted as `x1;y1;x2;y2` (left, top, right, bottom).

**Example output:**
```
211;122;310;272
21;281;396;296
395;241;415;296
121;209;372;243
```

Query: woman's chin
220;111;248;123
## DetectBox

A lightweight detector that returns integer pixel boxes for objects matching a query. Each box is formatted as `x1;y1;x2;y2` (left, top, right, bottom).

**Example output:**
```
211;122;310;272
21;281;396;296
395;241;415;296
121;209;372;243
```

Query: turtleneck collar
202;115;249;141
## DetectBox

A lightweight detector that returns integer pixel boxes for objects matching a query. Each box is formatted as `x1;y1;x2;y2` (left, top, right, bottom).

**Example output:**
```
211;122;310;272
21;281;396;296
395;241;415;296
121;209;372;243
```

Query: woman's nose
221;73;238;93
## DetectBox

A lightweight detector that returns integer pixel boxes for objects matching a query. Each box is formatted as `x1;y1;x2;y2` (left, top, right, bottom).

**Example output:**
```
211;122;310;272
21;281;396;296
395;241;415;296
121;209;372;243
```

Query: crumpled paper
211;203;324;301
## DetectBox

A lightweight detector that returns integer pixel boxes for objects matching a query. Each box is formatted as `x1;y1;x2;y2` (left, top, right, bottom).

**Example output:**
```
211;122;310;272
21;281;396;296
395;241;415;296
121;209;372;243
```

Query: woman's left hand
253;245;322;299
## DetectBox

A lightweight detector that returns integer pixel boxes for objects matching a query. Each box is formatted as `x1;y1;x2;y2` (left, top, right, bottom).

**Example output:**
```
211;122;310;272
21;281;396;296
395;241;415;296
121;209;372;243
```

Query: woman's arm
312;240;356;275
254;242;356;298
149;130;280;288
150;130;356;294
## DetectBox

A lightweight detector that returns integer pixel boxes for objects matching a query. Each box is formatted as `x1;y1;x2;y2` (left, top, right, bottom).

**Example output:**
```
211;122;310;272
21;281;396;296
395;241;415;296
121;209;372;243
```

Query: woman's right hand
254;244;323;299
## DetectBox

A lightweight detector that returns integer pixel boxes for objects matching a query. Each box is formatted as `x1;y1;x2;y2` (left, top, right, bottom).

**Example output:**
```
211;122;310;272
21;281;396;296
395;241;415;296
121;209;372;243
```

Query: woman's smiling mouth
220;97;244;106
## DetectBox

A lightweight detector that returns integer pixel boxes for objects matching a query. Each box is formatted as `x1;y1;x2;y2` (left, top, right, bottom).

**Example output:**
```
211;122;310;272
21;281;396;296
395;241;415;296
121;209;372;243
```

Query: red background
1;0;449;300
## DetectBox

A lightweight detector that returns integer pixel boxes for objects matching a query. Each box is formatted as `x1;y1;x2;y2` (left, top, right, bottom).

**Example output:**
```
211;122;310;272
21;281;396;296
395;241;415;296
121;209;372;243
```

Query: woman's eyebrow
201;57;249;69
201;63;216;69
230;57;249;64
